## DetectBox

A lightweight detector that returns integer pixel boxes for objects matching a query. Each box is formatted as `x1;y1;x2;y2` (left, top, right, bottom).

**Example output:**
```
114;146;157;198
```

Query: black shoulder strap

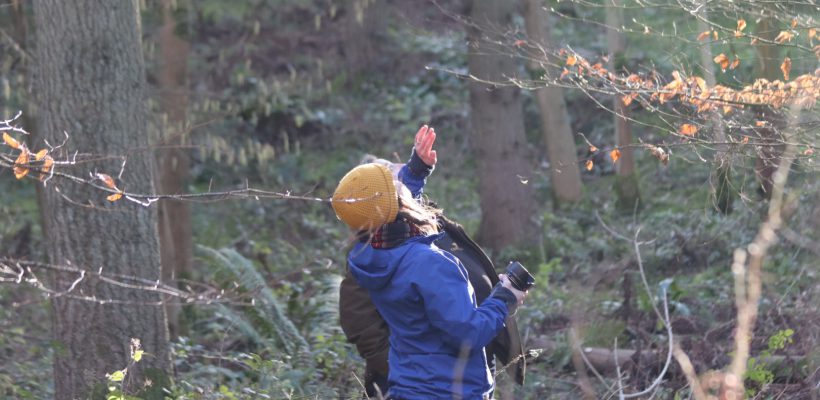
437;215;526;385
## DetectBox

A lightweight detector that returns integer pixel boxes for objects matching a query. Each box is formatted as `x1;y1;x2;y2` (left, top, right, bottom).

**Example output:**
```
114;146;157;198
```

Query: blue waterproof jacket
347;235;510;399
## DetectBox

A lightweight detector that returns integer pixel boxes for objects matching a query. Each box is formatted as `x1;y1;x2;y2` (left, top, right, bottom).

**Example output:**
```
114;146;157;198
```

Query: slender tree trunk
156;0;193;340
523;0;583;205
698;17;735;214
605;0;641;210
341;0;386;79
32;1;170;398
752;16;786;199
468;0;538;250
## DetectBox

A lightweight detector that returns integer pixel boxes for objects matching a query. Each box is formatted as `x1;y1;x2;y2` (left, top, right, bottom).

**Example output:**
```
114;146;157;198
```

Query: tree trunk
523;0;583;205
156;0;193;340
32;1;170;398
605;0;641;211
752;16;786;199
468;0;538;250
341;0;386;79
698;17;735;214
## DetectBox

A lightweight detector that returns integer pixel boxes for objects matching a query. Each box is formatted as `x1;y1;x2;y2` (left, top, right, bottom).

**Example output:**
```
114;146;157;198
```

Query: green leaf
107;369;126;382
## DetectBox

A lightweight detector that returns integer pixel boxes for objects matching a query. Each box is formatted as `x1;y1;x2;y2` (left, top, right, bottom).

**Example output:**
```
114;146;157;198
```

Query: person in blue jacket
331;126;528;399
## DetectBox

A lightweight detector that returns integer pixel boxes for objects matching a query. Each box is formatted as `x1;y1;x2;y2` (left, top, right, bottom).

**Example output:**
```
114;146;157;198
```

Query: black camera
505;261;535;291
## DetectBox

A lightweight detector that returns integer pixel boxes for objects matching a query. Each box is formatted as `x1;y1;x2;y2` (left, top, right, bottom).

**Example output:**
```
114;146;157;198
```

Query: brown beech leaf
791;18;798;28
589;145;599;153
802;148;814;156
809;28;817;40
566;55;577;66
560;68;570;79
697;31;711;41
755;120;767;127
34;149;48;161
774;31;794;43
107;192;124;202
585;160;594;171
680;124;698;136
40;156;54;181
97;173;117;189
737;19;747;32
713;31;719;41
781;57;791;81
730;56;740;70
741;136;750;144
3;132;21;149
714;53;730;71
13;149;30;179
610;149;621;163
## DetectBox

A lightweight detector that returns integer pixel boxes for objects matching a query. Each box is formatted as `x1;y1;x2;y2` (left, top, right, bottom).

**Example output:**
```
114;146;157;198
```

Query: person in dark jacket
331;126;528;399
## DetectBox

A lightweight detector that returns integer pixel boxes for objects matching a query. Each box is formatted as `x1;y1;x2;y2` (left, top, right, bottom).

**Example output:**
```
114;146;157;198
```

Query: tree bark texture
156;0;193;340
468;0;538;250
752;16;786;198
523;0;583;204
698;16;735;214
605;0;641;210
32;1;170;398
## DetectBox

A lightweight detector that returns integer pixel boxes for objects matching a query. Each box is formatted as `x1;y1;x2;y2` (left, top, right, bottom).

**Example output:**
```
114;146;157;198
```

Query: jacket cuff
490;283;517;315
365;347;390;376
406;149;434;178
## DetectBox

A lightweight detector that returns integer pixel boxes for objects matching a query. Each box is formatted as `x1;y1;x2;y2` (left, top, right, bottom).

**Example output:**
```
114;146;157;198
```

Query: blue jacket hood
347;234;442;290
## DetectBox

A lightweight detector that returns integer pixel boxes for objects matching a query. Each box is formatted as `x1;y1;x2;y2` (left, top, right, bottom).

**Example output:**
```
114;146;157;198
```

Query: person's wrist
407;149;434;177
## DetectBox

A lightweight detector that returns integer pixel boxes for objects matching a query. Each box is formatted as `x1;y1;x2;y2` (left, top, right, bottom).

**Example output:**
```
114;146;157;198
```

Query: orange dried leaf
791;18;798;28
3;132;21;149
513;39;526;47
566;55;577;66
107;192;124;202
680;123;698;136
40;156;54;181
97;173;117;189
774;30;794;43
741;136;750;144
560;68;570;79
723;105;733;114
13;149;29;179
730;56;740;70
585;160;594;171
803;148;814;155
751;37;758;45
622;94;634;106
34;149;48;161
713;31;719;40
589;145;599;153
714;53;730;70
755;120;767;127
781;57;791;81
697;31;711;41
809;28;817;40
610;149;621;163
737;19;747;32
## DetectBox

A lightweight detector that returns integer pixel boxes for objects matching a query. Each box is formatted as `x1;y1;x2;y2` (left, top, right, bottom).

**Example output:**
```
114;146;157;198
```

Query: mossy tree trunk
32;1;171;398
467;0;539;250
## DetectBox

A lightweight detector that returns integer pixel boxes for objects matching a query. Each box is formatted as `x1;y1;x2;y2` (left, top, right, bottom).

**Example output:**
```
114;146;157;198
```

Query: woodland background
0;0;817;399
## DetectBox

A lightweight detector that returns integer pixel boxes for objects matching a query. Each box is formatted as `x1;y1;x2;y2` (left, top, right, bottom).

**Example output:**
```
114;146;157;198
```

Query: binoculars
505;261;535;291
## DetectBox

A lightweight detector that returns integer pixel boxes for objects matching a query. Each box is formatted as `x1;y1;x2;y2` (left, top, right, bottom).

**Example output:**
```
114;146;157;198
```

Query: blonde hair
397;190;440;235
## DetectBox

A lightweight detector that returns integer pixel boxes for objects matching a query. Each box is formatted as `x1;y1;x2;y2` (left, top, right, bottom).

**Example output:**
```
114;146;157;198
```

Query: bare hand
414;125;437;167
499;274;528;306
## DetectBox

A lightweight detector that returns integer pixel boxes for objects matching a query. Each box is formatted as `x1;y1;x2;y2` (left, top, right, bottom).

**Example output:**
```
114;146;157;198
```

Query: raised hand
414;125;438;167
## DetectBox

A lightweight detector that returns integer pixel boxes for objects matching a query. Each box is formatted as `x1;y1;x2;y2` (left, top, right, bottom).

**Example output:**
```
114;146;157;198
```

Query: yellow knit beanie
332;163;399;231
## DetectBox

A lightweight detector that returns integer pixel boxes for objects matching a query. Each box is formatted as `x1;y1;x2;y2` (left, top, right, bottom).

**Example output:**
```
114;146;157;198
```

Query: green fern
196;245;309;356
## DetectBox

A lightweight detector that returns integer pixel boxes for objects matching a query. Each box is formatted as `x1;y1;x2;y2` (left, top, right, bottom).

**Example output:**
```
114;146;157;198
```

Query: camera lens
505;261;535;291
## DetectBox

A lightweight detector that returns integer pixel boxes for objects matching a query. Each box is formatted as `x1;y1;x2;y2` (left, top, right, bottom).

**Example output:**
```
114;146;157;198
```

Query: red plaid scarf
367;219;423;249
